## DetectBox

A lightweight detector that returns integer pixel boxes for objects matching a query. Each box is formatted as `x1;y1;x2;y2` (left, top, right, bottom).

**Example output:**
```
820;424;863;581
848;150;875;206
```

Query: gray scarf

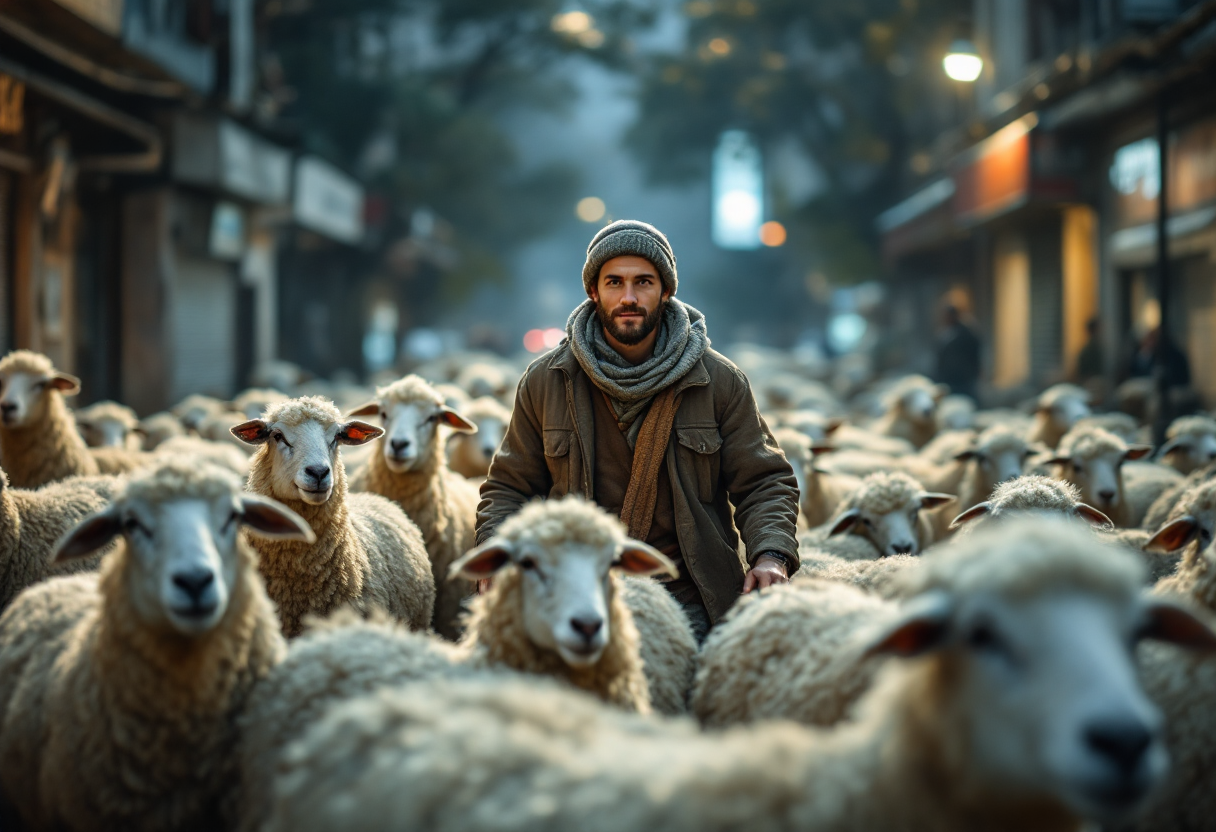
566;297;710;448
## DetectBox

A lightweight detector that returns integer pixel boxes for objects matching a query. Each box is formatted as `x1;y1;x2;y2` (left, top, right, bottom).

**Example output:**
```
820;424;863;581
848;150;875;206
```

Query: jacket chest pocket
543;429;573;496
676;426;722;503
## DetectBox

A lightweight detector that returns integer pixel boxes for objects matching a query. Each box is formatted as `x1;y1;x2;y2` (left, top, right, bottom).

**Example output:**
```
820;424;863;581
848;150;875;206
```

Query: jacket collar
548;340;711;395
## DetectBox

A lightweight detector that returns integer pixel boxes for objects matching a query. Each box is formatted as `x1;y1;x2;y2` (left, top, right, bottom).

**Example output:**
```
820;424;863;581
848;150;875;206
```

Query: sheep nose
570;616;603;639
304;465;331;484
1084;719;1153;774
0;402;15;417
172;568;215;602
390;439;411;454
890;543;914;556
1098;489;1117;503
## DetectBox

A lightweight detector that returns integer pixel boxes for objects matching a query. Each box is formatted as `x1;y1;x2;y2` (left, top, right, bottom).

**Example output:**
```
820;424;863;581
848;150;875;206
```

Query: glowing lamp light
576;196;606;222
943;39;983;82
759;221;786;247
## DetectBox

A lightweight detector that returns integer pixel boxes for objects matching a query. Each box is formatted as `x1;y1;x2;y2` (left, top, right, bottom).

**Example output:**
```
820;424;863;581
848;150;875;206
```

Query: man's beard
596;299;666;346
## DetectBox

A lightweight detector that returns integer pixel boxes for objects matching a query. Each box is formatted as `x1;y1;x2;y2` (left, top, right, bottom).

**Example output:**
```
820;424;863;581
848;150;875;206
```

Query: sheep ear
948;502;991;531
1045;455;1072;467
1155;438;1181;459
132;425;148;438
240;496;316;543
829;509;862;537
920;493;956;510
338;421;384;446
347;401;381;418
953;449;979;462
449;542;512;580
53;508;121;563
48;372;81;395
1125;445;1154;461
1140;597;1216;650
809;444;836;456
1073;503;1114;529
439;407;477;433
864;591;954;658
824;418;845;436
614;542;677;578
231;419;271;445
1145;516;1201;554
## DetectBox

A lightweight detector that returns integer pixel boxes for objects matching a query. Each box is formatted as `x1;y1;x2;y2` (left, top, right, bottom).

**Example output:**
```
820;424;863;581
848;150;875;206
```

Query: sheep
1142;460;1216;532
948;475;1114;534
1140;479;1216;583
868;374;946;449
172;392;229;432
936;394;976;431
793;546;917;599
75;400;142;450
0;350;143;487
1076;412;1143;445
690;519;1216;750
347;375;480;640
0;461;310;831
1028;383;1091;450
231;387;289;420
455;361;513;403
774;409;844;444
0;470;119;610
446;395;511;479
261;517;1216;832
806;472;954;559
236;497;694;832
1122;506;1216;831
138;411;187;450
821;424;917;457
773;427;851;528
154;435;250;478
1046;425;1176;527
449;496;694;715
933;424;1038;522
231;396;435;637
1156;414;1216;475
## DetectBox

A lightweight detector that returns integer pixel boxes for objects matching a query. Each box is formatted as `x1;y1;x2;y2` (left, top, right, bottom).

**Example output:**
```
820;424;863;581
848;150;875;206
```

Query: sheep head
829;472;953;556
870;518;1216;824
0;350;80;429
1158;416;1216;475
1047;428;1151;517
53;461;312;636
450;496;675;669
232;396;381;506
349;375;475;474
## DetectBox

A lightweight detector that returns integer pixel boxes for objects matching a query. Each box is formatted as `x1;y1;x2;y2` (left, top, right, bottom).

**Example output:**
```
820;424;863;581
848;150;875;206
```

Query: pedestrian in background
933;304;981;403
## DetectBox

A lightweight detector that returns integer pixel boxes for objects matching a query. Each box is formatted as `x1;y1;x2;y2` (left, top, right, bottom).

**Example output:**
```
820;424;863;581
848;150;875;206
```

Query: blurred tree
258;0;653;317
626;0;970;285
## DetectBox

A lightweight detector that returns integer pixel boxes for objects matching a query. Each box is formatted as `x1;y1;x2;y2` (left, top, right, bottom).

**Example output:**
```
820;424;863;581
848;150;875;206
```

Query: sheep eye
518;557;537;571
123;517;148;536
272;431;292;448
222;511;239;533
967;621;1006;654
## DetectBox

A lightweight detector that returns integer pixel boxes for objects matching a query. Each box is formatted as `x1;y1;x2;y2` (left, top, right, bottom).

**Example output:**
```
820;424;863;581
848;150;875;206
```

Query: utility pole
1152;90;1171;447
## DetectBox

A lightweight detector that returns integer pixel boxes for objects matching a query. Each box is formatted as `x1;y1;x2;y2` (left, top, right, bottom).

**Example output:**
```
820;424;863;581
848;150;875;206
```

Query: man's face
590;255;670;346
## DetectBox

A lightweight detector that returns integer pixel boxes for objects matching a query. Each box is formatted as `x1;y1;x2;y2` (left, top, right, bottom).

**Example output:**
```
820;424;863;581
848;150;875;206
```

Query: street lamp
943;39;983;82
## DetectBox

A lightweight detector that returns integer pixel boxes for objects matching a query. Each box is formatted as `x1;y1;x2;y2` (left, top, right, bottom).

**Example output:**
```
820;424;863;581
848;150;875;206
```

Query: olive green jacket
476;342;799;622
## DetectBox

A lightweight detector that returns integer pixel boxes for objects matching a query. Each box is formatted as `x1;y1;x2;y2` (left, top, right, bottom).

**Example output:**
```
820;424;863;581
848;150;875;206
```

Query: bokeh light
759;221;787;247
524;329;547;352
708;38;731;56
542;328;565;349
578;29;605;49
551;11;593;34
576;196;606;222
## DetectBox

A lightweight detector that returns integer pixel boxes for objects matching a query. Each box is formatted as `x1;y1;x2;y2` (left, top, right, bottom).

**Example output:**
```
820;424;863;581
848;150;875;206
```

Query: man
477;220;799;642
933;304;982;402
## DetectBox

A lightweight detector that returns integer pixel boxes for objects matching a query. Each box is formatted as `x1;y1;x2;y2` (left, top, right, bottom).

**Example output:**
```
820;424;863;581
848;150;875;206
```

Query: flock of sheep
0;341;1214;830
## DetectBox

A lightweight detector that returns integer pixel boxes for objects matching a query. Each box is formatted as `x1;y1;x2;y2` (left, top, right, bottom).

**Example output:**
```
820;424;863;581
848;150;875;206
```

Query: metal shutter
171;256;235;402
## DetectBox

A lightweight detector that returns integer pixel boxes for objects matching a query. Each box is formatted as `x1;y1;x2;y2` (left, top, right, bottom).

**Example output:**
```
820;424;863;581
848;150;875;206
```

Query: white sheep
171;392;230;433
262;517;1215;832
691;519;1216;755
1141;460;1216;532
75;400;142;450
348;375;480;639
0;470;119;611
948;474;1114;533
0;461;309;831
446;395;511;479
1076;412;1143;445
231;396;435;637
231;387;290;420
138;411;187;450
773;409;844;445
1046;425;1175;527
1156;414;1216;475
936;394;976;431
0;350;143;487
1028;383;1092;450
868;374;947;449
236;496;695;832
1123;504;1216;831
807;471;954;558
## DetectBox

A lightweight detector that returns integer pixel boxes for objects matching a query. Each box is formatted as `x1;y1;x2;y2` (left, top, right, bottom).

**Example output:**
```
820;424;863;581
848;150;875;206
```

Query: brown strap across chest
618;385;683;542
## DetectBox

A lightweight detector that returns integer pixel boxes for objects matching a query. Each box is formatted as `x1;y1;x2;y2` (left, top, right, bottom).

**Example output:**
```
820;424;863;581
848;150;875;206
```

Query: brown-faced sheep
1027;383;1091;450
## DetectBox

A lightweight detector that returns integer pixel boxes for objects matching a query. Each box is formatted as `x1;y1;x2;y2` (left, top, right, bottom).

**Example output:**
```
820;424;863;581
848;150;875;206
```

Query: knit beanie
581;220;678;297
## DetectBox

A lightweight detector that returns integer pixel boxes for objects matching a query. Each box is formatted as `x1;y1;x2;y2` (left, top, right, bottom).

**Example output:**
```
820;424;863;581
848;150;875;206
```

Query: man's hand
742;554;789;593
